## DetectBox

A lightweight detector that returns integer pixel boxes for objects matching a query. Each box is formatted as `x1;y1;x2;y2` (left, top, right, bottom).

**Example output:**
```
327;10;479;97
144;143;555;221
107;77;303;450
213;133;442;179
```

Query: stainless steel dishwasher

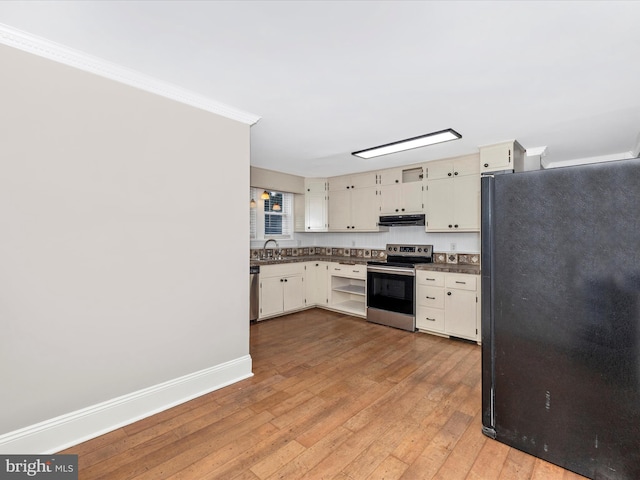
249;265;260;321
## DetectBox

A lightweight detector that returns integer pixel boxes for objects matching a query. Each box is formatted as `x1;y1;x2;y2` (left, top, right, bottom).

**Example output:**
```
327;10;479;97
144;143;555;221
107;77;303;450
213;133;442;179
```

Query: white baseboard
0;355;253;454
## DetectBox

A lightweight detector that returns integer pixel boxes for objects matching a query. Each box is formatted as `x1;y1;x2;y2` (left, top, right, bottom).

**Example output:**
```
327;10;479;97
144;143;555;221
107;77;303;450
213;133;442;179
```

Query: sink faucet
263;238;280;259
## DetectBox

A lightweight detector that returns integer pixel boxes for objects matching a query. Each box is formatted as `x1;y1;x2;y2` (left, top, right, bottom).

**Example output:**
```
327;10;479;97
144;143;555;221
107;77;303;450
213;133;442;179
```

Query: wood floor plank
249;438;306;479
366;455;410;480
164;421;280;480
530;459;573;480
431;411;487;480
58;309;587;480
466;437;511;480
266;426;353;479
400;410;473;479
497;447;536;480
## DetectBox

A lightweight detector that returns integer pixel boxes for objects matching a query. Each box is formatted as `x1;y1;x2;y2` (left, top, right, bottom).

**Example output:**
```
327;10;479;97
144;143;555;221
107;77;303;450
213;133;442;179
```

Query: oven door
367;265;415;315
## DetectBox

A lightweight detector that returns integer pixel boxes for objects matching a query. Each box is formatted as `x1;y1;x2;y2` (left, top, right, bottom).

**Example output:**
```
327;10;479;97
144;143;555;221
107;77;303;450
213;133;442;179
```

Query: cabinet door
454;158;480;177
305;262;328;306
260;276;283;318
328;189;351;231
425;178;453;231
480;142;513;173
328;175;352;191
379;167;403;186
305;192;327;231
425;161;454;180
351;171;379;188
305;178;327;194
444;288;477;340
401;182;424;213
351;186;380;230
315;263;329;306
379;183;403;214
283;275;304;312
452;174;480;231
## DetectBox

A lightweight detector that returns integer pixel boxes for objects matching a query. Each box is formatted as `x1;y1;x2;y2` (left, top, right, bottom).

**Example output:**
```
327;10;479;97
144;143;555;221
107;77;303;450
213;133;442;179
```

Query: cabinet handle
395;179;399;183
346;186;350;189
484;163;489;168
401;208;405;211
455;281;466;284
395;209;399;212
426;317;436;322
454;171;458;176
284;278;288;282
280;279;284;282
447;291;452;296
426;278;435;281
351;185;355;189
448;172;452;177
353;269;360;273
454;224;459;228
448;224;453;228
426;296;436;300
335;268;341;271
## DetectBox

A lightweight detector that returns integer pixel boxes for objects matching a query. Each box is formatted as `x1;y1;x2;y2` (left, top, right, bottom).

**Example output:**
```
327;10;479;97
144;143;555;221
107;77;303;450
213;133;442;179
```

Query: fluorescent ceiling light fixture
352;128;462;159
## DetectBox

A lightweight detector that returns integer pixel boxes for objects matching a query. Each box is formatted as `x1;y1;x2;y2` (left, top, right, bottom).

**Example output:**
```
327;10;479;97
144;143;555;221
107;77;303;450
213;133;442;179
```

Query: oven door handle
367;266;415;276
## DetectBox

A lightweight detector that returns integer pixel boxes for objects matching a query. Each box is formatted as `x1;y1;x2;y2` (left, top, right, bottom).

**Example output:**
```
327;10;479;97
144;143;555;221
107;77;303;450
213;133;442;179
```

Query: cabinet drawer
416;306;445;332
330;263;366;279
417;286;444;308
445;274;477;291
416;270;445;287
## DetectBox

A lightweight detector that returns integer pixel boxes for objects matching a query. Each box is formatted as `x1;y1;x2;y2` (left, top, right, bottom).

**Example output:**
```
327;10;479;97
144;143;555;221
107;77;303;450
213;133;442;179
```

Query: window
250;188;293;240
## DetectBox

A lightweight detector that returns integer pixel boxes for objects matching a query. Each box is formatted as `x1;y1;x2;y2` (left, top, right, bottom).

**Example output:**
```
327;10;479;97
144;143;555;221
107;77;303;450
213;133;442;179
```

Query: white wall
0;44;251;449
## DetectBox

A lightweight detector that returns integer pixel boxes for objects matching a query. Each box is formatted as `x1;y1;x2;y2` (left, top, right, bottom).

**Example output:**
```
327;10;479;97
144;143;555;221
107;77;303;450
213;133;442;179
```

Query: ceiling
1;1;640;178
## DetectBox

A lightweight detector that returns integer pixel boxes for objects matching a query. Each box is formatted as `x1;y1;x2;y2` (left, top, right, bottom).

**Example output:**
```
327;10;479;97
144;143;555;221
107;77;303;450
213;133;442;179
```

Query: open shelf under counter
329;267;366;318
330;299;366;317
332;283;365;296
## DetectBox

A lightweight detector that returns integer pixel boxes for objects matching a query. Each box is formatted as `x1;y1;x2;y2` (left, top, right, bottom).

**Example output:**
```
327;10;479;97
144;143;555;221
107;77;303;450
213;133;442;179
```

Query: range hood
378;214;425;227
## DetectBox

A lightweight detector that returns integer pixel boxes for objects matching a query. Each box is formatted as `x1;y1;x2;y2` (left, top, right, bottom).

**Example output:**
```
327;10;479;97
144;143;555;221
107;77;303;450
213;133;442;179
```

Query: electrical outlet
450;243;456;252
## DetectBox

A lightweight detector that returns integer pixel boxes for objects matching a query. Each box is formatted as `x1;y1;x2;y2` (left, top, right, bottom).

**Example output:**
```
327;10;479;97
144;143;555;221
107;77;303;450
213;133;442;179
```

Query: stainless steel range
367;243;433;331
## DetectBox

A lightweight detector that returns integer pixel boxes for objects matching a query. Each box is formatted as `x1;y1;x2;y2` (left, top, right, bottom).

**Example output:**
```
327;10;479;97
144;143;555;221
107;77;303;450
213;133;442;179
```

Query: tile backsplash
251;246;480;264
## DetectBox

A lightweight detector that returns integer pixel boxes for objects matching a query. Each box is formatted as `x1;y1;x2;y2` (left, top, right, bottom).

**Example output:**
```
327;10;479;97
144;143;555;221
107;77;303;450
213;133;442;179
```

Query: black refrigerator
481;158;640;480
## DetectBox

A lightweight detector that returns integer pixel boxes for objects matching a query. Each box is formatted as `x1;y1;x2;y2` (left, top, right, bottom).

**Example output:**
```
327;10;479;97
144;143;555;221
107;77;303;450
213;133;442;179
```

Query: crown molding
0;23;261;125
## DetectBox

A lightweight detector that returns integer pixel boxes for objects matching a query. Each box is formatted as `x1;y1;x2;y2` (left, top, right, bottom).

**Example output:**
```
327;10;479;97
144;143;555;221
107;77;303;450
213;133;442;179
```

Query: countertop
251;256;480;275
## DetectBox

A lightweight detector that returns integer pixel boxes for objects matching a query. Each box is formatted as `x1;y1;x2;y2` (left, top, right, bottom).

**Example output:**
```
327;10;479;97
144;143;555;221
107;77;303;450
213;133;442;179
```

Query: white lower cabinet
259;263;305;320
304;261;329;307
416;270;480;342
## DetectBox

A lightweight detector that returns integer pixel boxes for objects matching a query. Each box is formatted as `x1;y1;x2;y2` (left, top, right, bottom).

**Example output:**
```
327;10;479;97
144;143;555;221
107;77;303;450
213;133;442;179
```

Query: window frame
250;188;293;241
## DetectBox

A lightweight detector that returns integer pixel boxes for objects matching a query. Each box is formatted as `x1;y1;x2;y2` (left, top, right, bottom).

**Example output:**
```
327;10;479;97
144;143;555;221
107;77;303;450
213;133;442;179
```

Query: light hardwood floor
60;309;587;479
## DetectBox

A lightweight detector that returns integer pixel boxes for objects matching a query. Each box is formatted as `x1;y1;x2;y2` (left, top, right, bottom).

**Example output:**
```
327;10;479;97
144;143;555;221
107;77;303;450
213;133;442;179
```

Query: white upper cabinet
480;140;525;173
327;173;383;231
379;166;424;215
304;178;328;232
425;155;480;232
